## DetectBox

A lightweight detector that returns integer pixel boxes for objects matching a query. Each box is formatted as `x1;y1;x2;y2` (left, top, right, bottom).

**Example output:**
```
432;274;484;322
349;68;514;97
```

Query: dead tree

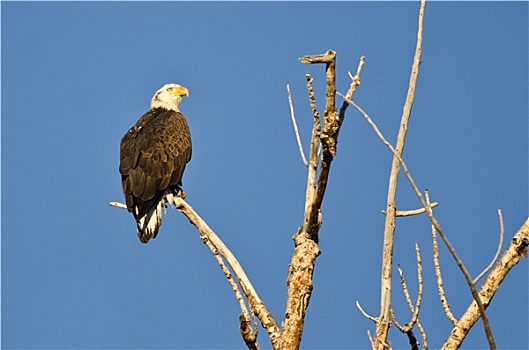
111;0;528;348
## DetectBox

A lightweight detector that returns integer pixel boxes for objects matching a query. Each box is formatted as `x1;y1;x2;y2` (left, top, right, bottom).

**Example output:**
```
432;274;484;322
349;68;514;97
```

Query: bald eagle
119;83;192;243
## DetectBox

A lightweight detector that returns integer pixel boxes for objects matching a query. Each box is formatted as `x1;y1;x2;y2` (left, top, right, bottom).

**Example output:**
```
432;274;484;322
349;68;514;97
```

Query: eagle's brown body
119;84;191;243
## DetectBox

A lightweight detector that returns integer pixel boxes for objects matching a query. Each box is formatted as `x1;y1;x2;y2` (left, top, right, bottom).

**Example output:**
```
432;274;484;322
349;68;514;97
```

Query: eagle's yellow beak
173;86;189;97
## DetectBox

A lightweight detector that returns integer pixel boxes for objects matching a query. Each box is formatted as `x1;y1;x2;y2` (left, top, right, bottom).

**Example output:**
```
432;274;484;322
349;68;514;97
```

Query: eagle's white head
150;83;189;112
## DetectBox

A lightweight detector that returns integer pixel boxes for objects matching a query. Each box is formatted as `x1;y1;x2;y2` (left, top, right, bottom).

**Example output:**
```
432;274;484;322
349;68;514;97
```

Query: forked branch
278;51;365;349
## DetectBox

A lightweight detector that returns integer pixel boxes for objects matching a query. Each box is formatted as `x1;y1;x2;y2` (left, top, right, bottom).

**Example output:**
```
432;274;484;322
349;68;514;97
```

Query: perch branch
286;84;309;167
473;209;505;284
167;196;281;346
109;201;127;209
441;217;529;350
110;198;279;347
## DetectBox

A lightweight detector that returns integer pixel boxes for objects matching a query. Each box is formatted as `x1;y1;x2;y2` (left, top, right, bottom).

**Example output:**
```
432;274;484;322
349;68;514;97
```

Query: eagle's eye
167;87;174;92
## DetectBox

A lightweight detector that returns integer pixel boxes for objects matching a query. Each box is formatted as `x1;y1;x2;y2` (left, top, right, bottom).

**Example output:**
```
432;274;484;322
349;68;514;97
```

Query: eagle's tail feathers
135;188;185;243
136;194;168;243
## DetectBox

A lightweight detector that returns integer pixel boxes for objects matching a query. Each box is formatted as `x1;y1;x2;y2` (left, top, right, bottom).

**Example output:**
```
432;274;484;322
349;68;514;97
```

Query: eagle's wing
120;109;191;221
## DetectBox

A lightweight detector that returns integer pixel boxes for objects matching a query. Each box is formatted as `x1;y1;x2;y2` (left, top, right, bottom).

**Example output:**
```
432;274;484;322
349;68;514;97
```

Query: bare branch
406;329;420;350
299;50;336;64
356;300;379;323
382;202;439;217
239;314;260;350
286;84;309;167
209;240;259;348
112;197;278;345
109;201;127;209
391;310;422;350
367;330;376;350
425;191;457;325
111;198;269;346
441;218;529;350
368;1;426;348
391;243;423;336
473;209;505;284
303;51;366;242
302;74;321;234
279;52;365;348
338;56;366;120
342;95;496;348
305;73;320;123
416;320;428;350
165;196;281;345
408;244;424;329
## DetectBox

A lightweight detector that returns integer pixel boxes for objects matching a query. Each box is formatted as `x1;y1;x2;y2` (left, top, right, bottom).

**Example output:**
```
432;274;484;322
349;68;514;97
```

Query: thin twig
390;308;405;331
337;56;366;134
305;73;320;123
473;209;505;284
342;96;496;348
110;201;127;209
286;84;309;167
382;202;438;217
426;191;457;324
367;330;376;350
356;300;379;323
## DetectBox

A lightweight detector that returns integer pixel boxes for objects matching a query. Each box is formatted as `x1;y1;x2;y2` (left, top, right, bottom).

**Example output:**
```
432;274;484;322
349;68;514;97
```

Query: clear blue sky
2;1;527;349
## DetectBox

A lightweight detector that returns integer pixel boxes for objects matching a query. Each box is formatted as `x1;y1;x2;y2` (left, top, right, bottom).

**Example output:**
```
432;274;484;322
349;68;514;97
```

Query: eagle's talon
177;188;187;199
